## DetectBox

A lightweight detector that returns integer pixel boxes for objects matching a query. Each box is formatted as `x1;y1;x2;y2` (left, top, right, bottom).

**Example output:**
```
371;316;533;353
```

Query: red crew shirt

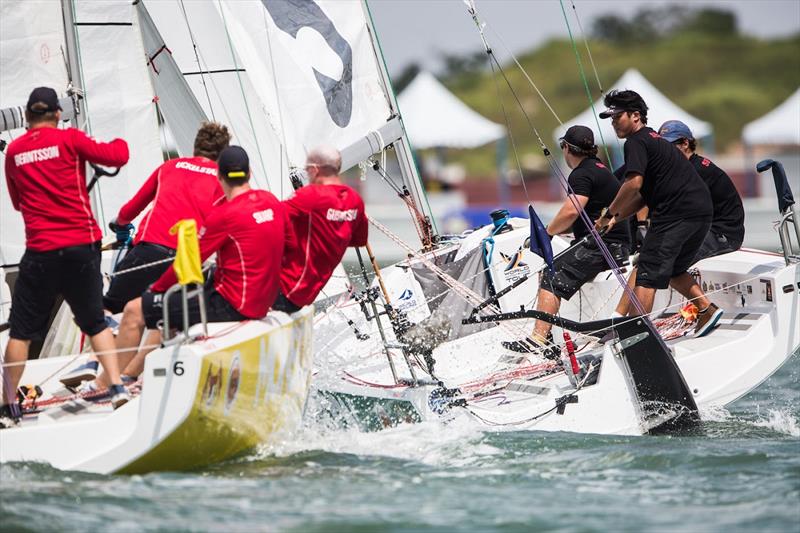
152;189;287;318
117;156;224;249
280;183;368;306
4;126;129;251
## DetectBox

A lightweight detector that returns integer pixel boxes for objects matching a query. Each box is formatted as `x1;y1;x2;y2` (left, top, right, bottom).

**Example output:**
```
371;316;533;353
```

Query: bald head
306;145;341;181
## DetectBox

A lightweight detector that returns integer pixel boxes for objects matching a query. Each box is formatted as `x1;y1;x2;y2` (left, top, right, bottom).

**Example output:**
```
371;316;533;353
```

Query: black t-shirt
623;127;712;222
568;157;630;245
690;153;745;244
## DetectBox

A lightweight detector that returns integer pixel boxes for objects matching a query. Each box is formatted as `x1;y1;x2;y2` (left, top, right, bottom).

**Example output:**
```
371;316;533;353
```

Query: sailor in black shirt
658;120;745;261
595;90;723;336
503;125;629;355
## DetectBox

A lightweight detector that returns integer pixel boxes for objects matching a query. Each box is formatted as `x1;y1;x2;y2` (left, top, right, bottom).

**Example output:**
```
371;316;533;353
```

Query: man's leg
89;328;122;385
669;272;711;310
121;329;163;379
615;267;637;316
1;339;30;406
96;297;146;387
631;285;657;314
533;287;561;338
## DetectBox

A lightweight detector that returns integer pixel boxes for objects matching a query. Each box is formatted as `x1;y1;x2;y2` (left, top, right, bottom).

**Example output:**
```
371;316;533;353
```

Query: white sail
214;0;393;170
145;0;287;196
70;1;164;228
0;1;70;264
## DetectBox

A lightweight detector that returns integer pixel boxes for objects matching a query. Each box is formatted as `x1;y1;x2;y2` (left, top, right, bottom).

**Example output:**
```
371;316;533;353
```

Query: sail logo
14;145;59;166
398;289;413;301
262;0;353;127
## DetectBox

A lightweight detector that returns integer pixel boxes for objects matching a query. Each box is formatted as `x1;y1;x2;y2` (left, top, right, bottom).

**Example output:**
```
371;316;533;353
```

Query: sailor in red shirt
59;123;231;389
1;87;130;426
113;146;288;379
273;145;368;313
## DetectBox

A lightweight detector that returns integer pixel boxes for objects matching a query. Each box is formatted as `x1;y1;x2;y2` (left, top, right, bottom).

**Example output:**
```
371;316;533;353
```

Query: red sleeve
150;209;229;292
350;199;368;247
281;202;297;252
284;187;315;217
117;165;161;225
71;128;130;167
4;154;19;211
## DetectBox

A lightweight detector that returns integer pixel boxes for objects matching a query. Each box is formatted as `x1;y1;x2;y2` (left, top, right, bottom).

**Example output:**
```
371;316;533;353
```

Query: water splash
753;409;800;437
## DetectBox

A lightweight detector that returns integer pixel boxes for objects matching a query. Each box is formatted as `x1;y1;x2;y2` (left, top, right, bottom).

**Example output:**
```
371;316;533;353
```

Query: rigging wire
216;0;270;192
261;5;291;198
558;0;617;166
179;0;216;121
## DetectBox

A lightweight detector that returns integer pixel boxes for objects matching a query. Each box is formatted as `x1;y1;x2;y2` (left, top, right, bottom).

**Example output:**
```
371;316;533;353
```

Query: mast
60;0;86;132
360;0;438;245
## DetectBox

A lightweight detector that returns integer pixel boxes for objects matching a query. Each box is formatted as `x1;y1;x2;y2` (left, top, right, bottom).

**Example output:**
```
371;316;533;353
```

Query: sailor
595;90;723;336
272;145;368;313
59;122;231;388
1;87;131;427
111;145;288;379
657;120;745;261
503;126;630;355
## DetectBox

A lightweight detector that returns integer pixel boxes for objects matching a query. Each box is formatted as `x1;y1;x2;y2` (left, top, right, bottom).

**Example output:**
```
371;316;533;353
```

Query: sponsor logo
224;352;241;415
14;145;59;166
326;208;358;222
500;250;530;283
398;289;413;301
252;209;274;224
595;162;606;169
201;362;223;408
649;131;660;139
175;160;217;176
702;158;711;167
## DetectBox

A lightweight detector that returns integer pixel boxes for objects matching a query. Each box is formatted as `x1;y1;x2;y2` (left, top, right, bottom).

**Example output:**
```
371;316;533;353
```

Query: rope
179;0;216;121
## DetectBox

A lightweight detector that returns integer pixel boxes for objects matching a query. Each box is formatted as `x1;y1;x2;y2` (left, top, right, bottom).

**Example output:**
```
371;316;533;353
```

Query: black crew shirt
623;127;712;222
568;156;630;245
690;153;745;244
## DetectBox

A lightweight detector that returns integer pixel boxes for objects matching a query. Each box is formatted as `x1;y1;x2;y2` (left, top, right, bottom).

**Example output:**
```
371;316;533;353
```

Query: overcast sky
368;0;800;75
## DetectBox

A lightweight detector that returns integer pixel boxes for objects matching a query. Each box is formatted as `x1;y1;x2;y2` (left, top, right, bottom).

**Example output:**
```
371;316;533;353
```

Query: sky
368;0;800;75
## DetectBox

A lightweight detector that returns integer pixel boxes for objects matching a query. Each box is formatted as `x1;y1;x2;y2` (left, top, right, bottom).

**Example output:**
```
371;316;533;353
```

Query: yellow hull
119;309;314;474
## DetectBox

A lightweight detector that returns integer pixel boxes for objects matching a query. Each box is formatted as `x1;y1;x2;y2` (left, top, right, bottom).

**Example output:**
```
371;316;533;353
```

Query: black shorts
540;240;629;300
271;291;302;313
693;232;741;264
103;242;175;313
637;218;711;289
9;243;106;340
141;274;247;330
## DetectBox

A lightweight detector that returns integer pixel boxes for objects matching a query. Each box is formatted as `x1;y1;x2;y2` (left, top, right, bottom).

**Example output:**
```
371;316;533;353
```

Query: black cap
26;87;62;114
559;125;595;150
217;145;250;179
599;89;648;120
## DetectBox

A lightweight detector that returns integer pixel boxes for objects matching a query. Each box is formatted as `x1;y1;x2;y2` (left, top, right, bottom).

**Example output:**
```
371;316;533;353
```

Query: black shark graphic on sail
262;0;353;128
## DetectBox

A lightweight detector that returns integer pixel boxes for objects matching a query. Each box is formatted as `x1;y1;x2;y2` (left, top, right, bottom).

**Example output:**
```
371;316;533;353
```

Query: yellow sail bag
169;219;203;286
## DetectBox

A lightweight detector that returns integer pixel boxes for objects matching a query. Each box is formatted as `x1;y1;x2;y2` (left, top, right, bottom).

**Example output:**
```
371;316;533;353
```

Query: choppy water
2;352;798;532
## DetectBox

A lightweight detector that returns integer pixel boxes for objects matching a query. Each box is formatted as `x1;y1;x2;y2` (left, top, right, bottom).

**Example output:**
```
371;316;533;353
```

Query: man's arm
547;194;589;236
350;199;368;247
117;166;161;225
607;174;646;220
4;156;20;211
71;128;129;168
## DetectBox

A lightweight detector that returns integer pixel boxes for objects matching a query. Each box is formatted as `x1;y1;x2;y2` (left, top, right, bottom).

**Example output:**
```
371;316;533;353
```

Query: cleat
694;303;723;337
109;384;130;410
59;361;99;388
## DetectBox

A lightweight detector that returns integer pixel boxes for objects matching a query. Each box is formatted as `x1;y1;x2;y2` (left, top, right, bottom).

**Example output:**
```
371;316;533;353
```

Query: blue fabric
528;205;554;272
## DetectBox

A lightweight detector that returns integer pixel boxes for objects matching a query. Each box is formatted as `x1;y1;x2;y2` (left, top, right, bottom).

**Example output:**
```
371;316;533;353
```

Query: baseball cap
26;87;62;114
559;125;595;151
658;120;694;143
598;90;648;120
217;145;250;179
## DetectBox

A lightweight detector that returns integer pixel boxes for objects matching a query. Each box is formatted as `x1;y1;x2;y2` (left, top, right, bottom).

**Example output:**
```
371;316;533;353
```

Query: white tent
398;71;505;149
554;69;713;146
742;88;800;146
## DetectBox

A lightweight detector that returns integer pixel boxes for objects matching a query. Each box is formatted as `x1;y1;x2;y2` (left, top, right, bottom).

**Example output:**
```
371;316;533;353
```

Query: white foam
753;409;800;437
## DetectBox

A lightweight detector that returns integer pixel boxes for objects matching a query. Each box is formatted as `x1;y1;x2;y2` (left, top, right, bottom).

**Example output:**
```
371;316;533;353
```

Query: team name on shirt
14;145;60;166
175;160;217;175
326;208;358;222
252;209;274;224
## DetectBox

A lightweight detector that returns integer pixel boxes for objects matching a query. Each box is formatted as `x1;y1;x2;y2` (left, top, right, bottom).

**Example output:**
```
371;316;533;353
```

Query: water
2;352;798;532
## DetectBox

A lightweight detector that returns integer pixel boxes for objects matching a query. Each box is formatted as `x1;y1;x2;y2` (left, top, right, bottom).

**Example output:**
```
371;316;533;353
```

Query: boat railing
757;159;800;265
161;282;208;342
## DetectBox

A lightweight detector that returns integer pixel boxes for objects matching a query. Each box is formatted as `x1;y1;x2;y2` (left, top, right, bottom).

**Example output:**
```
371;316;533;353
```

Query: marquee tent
742;88;800;146
398;71;505;149
554;69;713;147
